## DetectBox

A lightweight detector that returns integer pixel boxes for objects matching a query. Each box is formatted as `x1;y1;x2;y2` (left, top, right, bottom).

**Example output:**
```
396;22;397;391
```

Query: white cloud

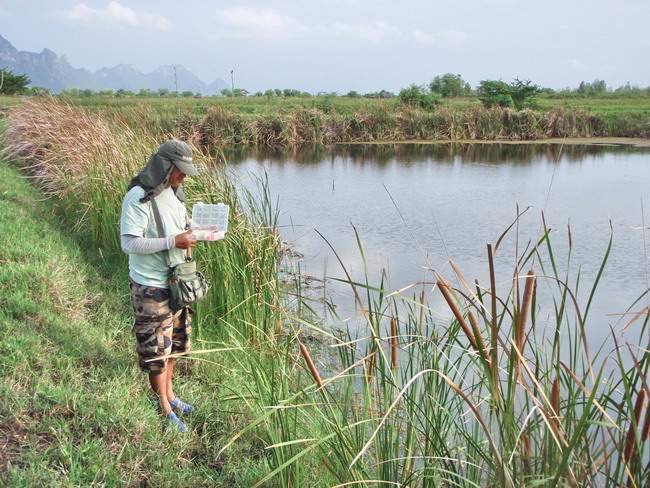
0;7;10;18
213;7;309;40
217;7;285;28
62;2;170;30
324;22;470;46
411;30;436;44
210;10;471;47
436;29;472;44
564;58;587;70
326;21;402;44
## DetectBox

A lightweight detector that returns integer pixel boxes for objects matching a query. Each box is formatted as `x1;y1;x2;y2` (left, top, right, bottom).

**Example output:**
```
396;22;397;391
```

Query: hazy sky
2;0;648;94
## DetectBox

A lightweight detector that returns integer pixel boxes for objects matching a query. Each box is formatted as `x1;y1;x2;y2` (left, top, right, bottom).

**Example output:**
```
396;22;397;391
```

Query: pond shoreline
342;136;650;147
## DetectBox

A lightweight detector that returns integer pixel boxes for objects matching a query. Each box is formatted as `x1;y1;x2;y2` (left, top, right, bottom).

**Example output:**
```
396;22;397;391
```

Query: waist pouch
150;197;210;311
169;259;209;311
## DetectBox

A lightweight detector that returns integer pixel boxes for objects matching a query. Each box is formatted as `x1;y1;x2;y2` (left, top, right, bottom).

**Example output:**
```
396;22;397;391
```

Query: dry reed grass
187;104;642;148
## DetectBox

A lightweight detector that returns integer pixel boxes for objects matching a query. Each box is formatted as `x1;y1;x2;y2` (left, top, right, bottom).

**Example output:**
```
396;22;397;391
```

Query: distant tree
613;82;649;97
138;88;153;97
181;90;194;97
82;88;96;97
274;89;282;97
398;84;441;110
157;88;170;97
233;88;246;97
510;79;541;109
264;89;275;97
429;73;471;97
477;80;513;108
27;86;50;96
591;79;607;95
254;91;264;97
346;90;360;98
116;89;136;97
478;78;540;109
220;89;232;97
576;79;608;97
0;68;30;95
300;92;312;98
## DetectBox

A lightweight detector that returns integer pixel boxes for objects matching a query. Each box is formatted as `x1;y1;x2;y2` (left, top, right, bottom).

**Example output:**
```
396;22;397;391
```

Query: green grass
537;96;650;117
0;156;278;487
63;93;650;119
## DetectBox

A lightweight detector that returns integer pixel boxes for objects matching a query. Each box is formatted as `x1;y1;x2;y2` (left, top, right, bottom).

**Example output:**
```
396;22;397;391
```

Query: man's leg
166;358;176;403
150;370;172;414
166;308;195;415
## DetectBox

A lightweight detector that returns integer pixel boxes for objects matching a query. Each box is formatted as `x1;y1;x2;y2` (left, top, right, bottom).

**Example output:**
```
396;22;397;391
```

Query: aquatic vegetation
2;96;648;486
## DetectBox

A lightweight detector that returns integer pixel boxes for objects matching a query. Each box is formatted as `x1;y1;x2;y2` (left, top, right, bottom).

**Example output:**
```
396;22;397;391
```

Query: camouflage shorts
129;279;192;375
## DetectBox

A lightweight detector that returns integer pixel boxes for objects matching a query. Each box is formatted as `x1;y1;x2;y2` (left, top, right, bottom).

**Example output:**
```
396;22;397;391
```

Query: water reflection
222;141;648;167
225;142;650;347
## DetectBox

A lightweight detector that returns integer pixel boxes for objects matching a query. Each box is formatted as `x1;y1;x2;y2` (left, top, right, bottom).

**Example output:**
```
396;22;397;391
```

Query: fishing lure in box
190;203;229;241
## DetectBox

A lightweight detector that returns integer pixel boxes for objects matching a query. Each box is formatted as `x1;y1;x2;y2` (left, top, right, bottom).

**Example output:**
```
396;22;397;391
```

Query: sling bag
151;198;209;311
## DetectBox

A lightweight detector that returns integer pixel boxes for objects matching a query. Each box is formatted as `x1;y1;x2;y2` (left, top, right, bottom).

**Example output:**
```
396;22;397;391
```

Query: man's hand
174;230;197;249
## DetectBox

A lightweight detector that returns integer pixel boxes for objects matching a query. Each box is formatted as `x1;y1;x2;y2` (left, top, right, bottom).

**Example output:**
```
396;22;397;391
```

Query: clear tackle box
190;203;229;240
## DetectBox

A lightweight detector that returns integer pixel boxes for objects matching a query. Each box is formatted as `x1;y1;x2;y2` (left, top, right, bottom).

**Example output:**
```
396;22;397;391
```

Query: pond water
225;142;650;348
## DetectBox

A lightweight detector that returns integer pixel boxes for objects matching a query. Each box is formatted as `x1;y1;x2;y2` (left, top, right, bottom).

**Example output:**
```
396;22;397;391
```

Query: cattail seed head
299;343;323;388
390;317;398;370
624;389;647;462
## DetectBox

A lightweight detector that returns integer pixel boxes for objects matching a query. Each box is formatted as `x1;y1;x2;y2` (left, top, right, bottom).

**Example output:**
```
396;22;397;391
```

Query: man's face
167;166;186;187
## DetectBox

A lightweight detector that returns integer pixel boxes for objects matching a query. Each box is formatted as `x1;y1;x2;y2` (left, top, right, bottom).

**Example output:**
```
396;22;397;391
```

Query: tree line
1;68;649;105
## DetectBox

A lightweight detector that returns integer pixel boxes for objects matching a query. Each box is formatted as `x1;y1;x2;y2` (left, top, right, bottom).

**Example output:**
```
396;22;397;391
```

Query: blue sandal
165;412;187;433
171;397;196;415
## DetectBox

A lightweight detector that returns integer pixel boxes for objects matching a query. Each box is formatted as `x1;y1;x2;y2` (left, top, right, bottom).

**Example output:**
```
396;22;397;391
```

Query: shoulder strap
150;198;172;267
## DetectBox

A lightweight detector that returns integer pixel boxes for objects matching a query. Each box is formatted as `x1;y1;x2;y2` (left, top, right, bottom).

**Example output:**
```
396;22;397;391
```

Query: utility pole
174;66;180;138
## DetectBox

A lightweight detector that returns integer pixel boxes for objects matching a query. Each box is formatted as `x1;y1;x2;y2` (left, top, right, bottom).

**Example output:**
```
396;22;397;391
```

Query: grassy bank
0;159;279;486
44;94;650;147
2;97;649;487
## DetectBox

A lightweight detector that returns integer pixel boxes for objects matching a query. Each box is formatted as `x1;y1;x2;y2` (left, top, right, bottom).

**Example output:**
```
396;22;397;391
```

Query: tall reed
1;96;283;342
189;104;650;148
257;212;650;486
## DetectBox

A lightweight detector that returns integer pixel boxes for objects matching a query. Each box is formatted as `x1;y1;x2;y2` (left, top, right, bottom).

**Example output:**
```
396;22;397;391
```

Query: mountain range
0;34;229;95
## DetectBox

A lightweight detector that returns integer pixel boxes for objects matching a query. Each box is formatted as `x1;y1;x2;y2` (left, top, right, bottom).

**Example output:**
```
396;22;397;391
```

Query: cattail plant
624;389;647;463
514;270;536;377
436;273;490;367
299;342;323;388
550;376;561;431
390;317;398;370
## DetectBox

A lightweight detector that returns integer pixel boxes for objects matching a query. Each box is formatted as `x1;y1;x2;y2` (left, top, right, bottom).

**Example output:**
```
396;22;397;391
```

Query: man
120;139;199;432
